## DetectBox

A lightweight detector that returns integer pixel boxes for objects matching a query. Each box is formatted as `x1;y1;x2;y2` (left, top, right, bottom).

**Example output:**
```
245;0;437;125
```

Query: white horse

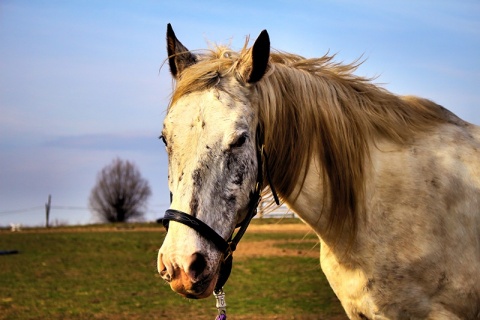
158;24;480;319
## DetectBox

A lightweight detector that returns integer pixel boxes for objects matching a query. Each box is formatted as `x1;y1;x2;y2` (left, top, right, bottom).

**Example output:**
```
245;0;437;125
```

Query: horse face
158;88;259;298
158;24;270;299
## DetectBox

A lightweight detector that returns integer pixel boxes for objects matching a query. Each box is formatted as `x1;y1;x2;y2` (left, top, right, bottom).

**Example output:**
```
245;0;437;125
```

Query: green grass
273;240;320;251
227;256;341;316
0;226;345;319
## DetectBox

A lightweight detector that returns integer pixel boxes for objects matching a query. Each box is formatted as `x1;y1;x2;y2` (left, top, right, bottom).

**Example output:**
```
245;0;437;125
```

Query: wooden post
258;200;264;218
45;194;51;228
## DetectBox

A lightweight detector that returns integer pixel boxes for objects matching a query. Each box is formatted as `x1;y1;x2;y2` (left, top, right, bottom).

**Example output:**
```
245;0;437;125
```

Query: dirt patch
247;223;313;233
236;223;320;258
235;239;320;258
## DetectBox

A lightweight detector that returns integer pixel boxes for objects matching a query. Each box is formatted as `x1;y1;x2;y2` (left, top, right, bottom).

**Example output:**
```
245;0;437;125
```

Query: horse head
157;24;270;299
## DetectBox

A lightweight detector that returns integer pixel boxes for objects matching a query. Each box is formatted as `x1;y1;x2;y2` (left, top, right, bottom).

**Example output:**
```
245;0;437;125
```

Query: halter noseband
161;130;279;318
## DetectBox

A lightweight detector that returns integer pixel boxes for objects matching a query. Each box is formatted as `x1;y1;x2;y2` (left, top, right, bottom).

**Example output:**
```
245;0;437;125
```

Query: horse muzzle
158;251;220;299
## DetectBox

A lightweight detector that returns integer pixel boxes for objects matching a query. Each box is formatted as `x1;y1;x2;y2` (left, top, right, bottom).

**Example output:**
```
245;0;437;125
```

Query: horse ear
166;24;197;78
247;30;270;83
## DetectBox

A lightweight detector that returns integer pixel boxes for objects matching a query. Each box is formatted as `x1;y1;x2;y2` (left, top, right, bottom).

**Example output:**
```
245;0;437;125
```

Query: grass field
0;221;347;319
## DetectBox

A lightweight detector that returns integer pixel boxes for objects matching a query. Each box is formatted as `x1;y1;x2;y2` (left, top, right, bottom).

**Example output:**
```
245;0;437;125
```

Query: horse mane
168;41;448;240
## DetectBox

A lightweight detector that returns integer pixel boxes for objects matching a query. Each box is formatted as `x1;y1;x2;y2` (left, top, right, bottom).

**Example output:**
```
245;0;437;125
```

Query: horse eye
159;135;168;146
230;134;248;149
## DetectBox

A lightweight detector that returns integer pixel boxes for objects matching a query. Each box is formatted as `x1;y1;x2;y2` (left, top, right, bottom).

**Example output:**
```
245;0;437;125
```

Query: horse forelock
167;41;449;240
168;42;252;108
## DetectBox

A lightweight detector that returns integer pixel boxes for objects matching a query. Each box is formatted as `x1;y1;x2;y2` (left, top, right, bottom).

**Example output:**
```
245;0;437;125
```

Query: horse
157;24;480;319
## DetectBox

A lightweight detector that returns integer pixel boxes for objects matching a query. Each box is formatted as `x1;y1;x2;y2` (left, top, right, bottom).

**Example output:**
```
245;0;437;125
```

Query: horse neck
257;60;448;250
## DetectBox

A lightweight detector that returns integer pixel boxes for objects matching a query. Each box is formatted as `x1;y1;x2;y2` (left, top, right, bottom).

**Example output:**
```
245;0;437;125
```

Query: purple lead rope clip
214;288;227;320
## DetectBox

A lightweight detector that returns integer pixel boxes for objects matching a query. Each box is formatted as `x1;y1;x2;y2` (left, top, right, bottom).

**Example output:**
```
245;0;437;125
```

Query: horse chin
186;274;218;299
171;272;219;300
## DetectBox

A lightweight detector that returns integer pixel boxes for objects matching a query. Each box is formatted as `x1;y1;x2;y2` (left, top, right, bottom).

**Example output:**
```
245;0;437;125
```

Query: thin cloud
44;133;160;152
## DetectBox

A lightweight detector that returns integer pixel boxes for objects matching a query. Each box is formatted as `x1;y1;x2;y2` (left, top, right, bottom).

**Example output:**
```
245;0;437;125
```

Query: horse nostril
158;253;173;282
188;252;207;280
160;268;172;282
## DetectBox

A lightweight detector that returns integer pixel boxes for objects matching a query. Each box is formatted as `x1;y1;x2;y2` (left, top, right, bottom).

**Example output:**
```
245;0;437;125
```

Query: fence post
45;194;51;228
258;200;264;218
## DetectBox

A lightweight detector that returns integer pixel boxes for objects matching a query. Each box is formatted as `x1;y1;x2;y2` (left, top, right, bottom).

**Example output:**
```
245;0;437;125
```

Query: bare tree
89;158;152;223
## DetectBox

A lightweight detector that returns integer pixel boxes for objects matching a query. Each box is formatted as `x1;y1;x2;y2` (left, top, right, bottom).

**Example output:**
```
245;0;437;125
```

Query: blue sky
1;0;479;226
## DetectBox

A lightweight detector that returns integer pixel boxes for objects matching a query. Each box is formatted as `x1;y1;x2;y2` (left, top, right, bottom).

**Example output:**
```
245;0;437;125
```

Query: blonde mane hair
168;41;448;238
